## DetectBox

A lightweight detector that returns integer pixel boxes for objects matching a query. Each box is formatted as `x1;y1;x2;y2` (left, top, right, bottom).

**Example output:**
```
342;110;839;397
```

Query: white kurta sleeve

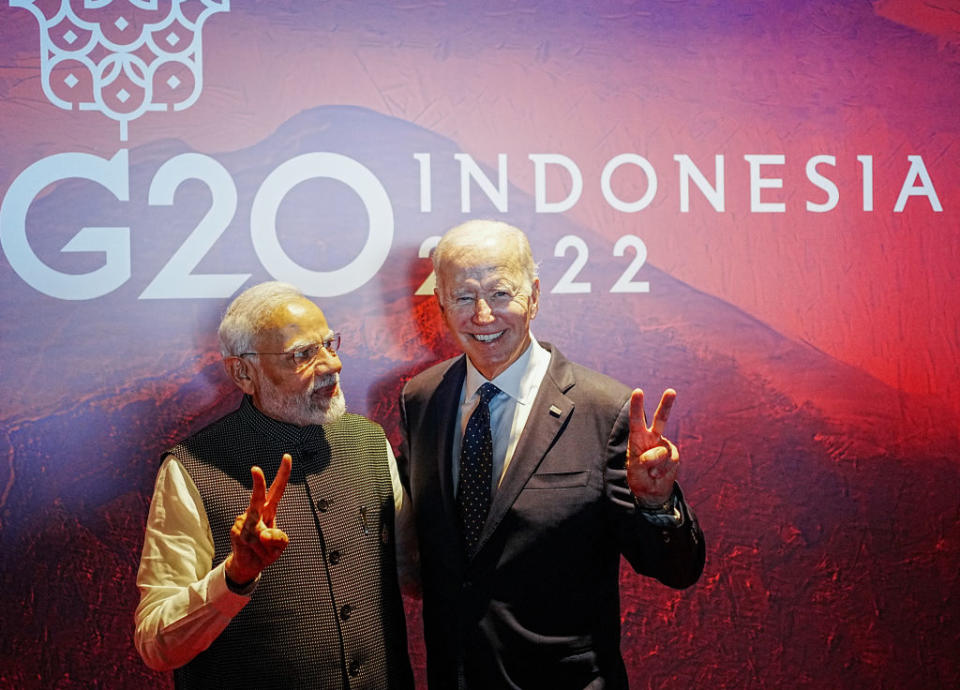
133;456;254;671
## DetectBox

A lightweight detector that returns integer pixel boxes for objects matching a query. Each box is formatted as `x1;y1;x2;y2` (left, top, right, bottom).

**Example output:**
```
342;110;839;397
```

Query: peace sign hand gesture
224;454;293;586
625;389;680;508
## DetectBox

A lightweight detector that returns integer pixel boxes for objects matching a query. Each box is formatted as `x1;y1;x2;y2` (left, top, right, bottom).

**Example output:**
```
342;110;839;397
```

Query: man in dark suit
399;220;705;689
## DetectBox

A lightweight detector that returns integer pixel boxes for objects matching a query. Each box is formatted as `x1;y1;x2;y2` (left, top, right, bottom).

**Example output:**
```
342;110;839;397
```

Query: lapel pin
549;405;562;417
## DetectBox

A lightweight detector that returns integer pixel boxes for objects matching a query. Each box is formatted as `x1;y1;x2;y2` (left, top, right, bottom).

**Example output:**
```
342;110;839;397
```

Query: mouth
312;375;340;398
311;385;337;400
471;331;504;343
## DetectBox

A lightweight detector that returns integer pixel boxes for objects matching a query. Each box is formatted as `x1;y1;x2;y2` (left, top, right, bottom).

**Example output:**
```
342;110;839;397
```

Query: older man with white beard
134;282;414;690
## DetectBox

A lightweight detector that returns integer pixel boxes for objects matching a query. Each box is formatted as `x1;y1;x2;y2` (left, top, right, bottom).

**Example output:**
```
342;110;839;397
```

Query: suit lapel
430;357;467;525
474;344;576;555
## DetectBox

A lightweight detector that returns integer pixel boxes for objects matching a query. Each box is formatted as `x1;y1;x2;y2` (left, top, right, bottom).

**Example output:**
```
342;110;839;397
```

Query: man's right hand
224;453;293;586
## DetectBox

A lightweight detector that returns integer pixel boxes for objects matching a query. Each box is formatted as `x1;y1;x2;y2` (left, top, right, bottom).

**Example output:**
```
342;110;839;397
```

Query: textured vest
170;397;413;690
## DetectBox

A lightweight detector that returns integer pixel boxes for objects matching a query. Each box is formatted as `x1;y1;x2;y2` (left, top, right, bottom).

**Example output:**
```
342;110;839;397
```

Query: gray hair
432;219;539;293
218;281;305;357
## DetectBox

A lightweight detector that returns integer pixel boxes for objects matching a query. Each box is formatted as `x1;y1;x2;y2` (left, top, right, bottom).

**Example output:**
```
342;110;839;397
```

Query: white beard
258;372;347;426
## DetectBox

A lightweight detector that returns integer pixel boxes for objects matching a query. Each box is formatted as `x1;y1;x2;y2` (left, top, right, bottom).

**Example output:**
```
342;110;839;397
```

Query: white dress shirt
451;334;551;494
133;438;404;671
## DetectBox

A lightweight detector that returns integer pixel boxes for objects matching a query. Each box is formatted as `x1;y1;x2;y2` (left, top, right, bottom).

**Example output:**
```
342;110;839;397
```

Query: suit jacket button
340;604;353;620
316;498;330;512
349;660;361;677
329;550;341;565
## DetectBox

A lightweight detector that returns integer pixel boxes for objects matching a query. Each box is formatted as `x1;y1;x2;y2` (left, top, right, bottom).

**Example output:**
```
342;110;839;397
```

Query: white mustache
313;373;340;391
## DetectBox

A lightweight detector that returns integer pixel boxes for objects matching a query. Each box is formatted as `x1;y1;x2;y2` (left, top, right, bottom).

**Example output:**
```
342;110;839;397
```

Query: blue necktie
457;382;500;552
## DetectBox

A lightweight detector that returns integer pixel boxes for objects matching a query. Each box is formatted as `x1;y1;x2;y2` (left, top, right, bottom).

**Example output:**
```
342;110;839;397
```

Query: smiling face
226;297;346;426
434;227;540;380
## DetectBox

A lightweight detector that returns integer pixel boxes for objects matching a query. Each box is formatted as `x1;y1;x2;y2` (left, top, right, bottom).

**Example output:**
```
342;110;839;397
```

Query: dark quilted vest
170;397;413;690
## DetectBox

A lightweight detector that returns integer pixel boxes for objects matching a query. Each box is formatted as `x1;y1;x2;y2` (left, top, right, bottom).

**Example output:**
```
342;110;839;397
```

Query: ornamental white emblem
10;0;230;140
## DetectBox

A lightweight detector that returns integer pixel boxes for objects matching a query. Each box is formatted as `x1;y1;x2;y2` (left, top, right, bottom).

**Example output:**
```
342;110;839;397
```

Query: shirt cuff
210;561;258;610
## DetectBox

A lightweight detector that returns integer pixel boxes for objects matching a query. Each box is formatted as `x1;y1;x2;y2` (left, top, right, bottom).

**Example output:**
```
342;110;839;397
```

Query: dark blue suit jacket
399;343;705;689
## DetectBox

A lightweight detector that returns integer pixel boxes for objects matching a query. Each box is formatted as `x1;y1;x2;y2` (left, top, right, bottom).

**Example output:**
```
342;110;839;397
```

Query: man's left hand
626;388;679;507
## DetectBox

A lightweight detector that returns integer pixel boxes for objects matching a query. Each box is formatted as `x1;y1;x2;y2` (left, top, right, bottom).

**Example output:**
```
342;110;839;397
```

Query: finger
665;437;680;462
629;389;648;431
263;454;292;525
635;446;667;479
258;534;289;568
639;445;671;465
239;510;260;541
230;513;247;541
243;466;267;535
259;527;290;549
651;388;677;436
256;528;289;565
249;466;267;510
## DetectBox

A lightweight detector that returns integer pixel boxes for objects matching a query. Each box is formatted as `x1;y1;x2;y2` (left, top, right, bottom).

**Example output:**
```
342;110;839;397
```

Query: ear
224;356;256;395
528;278;541;319
434;286;445;317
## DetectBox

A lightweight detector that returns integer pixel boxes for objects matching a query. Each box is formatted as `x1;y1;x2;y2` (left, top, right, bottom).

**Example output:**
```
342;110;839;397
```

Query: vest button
329;550;341;565
316;498;330;512
348;659;361;677
340;603;353;621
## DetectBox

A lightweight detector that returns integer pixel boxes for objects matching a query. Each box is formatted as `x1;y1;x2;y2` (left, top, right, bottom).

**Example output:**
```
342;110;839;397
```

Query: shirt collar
464;333;549;406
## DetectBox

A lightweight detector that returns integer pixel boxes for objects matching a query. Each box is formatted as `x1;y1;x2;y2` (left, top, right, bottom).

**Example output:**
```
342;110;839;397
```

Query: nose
313;349;342;375
473;298;495;325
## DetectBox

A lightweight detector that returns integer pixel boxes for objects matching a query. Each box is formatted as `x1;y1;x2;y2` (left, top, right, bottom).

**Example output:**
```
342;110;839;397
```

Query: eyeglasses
238;333;341;370
444;289;525;313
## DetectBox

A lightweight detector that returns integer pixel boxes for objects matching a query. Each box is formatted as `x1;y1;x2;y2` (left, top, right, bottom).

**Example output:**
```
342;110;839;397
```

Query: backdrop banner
1;1;958;687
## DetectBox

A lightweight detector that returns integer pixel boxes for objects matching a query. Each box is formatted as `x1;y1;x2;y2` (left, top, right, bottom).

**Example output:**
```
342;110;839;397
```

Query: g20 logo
0;149;395;300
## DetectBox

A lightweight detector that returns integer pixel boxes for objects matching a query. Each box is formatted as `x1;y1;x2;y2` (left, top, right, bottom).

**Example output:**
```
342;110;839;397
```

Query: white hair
218;281;304;357
432;219;539;293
